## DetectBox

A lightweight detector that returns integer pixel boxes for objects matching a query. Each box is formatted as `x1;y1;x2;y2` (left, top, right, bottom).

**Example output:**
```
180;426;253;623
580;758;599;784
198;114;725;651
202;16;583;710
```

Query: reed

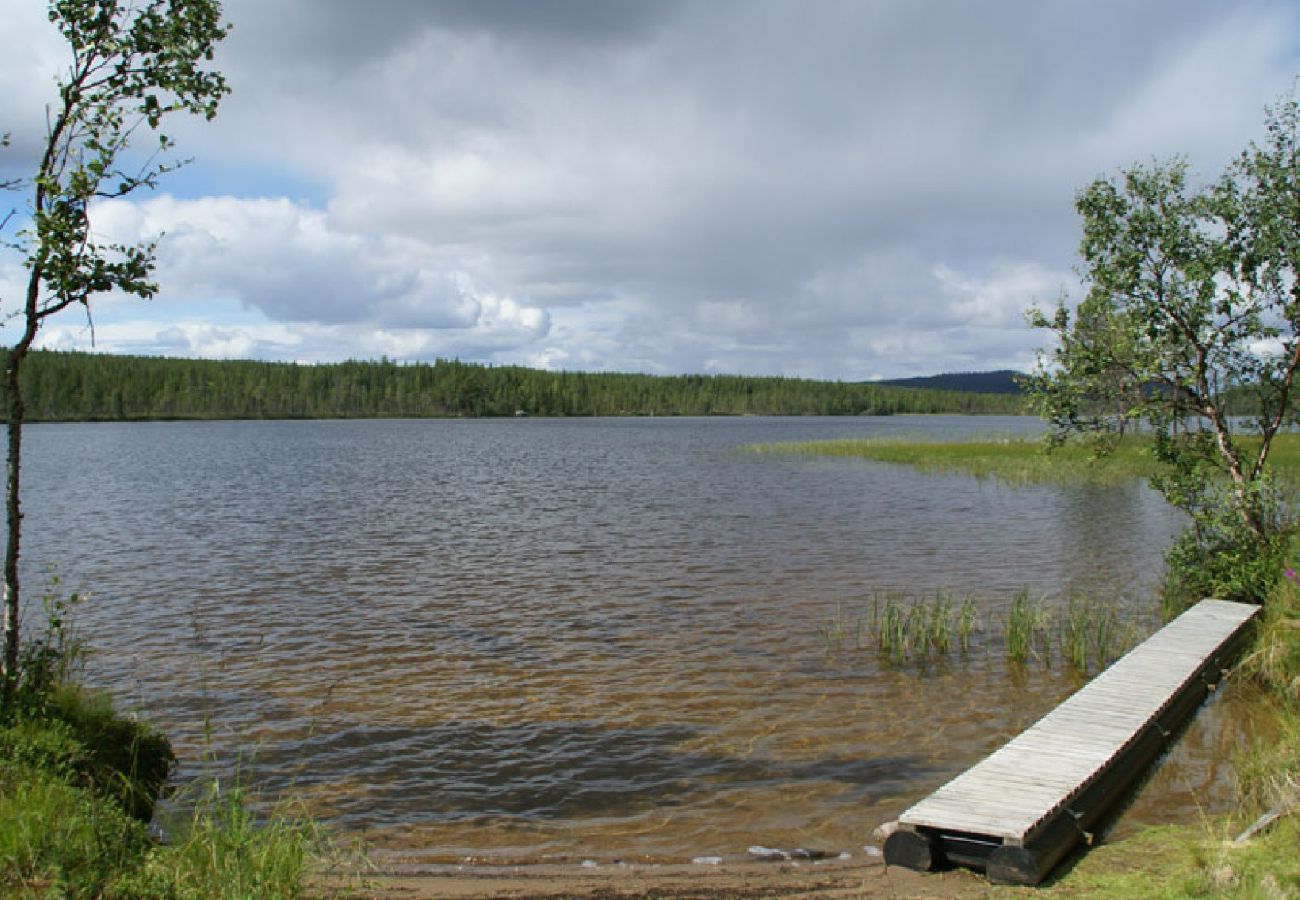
956;596;979;651
825;589;1146;673
820;602;848;653
1052;593;1145;674
1006;589;1053;664
878;597;908;664
865;592;973;663
929;592;953;654
1059;593;1093;672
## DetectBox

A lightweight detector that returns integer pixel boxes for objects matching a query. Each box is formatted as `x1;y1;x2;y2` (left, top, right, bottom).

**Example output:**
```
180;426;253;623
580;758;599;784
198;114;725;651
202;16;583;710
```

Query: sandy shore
338;855;992;898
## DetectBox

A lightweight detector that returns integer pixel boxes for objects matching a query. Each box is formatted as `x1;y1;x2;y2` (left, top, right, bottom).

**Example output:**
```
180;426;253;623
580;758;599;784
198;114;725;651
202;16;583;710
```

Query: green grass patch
113;778;328;900
750;433;1300;486
0;690;335;898
0;753;150;897
1039;819;1300;898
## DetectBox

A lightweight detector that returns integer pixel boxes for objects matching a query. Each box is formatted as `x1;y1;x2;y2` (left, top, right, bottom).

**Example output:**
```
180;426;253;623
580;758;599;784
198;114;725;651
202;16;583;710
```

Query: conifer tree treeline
0;350;1025;421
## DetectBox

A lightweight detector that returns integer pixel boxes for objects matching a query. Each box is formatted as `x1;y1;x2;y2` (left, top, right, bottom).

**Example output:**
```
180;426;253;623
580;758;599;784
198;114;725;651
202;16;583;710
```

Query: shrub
1159;477;1291;616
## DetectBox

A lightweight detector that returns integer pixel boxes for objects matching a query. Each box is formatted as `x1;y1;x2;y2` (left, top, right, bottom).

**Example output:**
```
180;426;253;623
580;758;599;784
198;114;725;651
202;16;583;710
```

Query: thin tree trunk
1;348;24;709
1;261;39;710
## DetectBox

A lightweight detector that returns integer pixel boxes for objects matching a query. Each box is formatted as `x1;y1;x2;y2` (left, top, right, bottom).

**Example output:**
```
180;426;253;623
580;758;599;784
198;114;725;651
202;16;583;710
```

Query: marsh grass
822;591;990;665
956;596;978;651
867;592;975;663
750;432;1300;487
824;589;1143;675
1055;593;1138;674
750;435;1159;485
1004;589;1049;664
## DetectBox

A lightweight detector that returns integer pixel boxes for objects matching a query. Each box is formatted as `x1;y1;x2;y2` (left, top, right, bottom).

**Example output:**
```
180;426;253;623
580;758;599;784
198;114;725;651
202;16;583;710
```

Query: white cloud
936;261;1070;327
86;193;549;338
2;0;1297;377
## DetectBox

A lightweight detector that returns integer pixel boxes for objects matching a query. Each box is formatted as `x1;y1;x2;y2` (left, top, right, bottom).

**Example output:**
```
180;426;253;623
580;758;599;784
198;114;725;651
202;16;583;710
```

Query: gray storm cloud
2;0;1296;375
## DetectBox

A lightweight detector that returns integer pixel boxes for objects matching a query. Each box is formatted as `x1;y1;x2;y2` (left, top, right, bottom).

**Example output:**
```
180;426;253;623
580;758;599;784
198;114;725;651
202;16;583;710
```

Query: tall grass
823;589;1143;675
115;778;328;899
0;585;345;898
750;433;1300;486
1004;589;1048;664
825;591;984;665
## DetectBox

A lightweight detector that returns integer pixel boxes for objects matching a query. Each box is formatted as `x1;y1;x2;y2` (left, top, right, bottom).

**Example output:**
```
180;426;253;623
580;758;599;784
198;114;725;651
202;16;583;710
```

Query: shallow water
9;415;1245;861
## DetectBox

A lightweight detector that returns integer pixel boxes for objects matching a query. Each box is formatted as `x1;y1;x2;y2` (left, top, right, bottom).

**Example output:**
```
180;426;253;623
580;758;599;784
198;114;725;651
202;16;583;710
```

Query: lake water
10;415;1247;863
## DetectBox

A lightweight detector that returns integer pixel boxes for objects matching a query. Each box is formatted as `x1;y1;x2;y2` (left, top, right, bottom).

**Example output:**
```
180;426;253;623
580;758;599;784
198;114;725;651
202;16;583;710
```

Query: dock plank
889;599;1259;883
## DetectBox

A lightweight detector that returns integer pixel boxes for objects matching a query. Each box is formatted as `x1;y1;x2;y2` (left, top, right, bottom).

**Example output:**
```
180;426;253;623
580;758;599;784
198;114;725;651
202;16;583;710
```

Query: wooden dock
883;598;1260;885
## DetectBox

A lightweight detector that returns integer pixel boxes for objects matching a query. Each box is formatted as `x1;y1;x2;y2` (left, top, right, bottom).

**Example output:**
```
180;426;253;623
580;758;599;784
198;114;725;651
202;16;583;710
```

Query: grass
823;589;1142;675
0;586;343;898
750;432;1300;486
873;592;975;664
0;684;334;899
113;778;329;900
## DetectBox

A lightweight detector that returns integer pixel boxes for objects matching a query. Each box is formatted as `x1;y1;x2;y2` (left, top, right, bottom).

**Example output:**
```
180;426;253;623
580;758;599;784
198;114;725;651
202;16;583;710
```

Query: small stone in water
580;860;598;868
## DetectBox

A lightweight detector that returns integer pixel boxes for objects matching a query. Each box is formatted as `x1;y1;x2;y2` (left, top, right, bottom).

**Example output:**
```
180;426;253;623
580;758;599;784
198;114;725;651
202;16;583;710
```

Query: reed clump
819;592;987;664
822;589;1144;675
1003;589;1145;672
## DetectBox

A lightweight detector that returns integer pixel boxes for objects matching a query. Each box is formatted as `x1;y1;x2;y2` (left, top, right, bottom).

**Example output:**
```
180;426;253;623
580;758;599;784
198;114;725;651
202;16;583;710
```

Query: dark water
9;416;1241;862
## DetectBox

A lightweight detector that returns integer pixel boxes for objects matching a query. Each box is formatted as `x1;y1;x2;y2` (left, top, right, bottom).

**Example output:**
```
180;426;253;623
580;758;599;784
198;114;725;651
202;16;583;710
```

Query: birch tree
1028;96;1300;606
1;0;229;707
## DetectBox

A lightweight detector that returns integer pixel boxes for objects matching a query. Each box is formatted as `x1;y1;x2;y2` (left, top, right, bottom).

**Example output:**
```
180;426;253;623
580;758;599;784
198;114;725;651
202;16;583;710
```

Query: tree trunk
1;348;24;709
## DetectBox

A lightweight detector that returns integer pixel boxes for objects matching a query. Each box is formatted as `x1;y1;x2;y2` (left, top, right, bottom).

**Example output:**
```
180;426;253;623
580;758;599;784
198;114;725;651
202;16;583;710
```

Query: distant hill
876;370;1025;395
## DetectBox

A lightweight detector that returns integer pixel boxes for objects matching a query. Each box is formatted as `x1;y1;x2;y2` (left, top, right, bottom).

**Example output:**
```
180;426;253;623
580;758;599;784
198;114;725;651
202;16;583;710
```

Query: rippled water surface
11;416;1246;861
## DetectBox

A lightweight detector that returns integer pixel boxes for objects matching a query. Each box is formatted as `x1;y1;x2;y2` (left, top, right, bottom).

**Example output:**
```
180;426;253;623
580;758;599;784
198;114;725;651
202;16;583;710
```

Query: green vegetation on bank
1037;575;1300;898
752;434;1160;484
752;433;1300;486
0;350;1027;421
0;593;332;898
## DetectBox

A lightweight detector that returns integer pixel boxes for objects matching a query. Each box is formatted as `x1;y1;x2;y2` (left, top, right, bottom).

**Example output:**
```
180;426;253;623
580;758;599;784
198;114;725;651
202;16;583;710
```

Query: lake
10;415;1244;863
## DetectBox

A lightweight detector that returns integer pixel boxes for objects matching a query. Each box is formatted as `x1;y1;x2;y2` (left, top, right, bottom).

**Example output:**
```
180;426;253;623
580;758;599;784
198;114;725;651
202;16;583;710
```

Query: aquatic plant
878;598;907;664
956;596;979;651
820;603;850;653
1005;589;1053;665
825;589;1146;674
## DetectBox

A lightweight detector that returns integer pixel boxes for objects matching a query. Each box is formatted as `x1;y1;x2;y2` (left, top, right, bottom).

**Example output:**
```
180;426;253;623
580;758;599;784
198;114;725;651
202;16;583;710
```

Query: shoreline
341;855;990;898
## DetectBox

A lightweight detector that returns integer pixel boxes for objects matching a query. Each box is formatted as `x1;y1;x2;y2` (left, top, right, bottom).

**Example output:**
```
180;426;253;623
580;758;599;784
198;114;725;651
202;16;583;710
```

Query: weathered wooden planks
884;598;1260;885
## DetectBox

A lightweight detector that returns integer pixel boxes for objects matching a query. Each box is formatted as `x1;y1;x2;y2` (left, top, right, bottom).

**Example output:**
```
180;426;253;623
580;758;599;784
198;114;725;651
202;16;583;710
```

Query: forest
0;351;1027;421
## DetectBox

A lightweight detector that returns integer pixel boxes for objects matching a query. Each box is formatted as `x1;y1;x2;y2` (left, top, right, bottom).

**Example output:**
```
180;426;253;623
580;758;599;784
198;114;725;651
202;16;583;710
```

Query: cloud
3;0;1297;377
90;195;549;333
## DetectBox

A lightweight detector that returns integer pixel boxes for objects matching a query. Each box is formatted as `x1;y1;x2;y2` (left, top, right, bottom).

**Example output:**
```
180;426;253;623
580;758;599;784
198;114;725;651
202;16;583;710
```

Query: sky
0;1;1297;380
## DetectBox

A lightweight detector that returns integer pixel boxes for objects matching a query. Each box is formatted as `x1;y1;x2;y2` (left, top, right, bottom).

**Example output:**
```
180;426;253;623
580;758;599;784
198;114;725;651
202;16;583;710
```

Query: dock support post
883;827;940;872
